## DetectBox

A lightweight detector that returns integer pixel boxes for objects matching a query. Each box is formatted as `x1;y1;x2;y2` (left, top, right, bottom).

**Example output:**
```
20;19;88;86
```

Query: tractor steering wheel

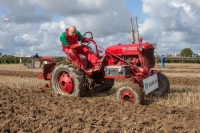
83;31;93;46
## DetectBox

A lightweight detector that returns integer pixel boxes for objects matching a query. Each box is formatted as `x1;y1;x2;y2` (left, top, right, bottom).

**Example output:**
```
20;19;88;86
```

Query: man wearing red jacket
60;25;100;70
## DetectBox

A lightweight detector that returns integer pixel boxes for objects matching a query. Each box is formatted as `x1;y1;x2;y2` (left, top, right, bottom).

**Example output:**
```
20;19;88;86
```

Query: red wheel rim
121;90;135;103
59;72;74;94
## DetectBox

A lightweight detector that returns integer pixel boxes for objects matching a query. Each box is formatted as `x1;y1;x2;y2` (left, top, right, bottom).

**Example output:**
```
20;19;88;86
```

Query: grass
164;73;200;77
0;75;48;90
153;85;200;108
0;64;42;72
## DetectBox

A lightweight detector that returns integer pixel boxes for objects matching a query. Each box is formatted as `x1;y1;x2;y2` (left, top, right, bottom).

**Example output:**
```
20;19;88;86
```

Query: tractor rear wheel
116;82;143;104
51;63;86;97
150;73;170;97
33;60;41;68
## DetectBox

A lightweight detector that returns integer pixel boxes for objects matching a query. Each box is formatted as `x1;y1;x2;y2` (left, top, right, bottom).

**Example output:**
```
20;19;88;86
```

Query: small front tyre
117;82;143;104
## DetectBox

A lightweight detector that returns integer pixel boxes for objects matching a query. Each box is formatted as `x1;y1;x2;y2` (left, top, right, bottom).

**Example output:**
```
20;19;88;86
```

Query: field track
0;64;200;132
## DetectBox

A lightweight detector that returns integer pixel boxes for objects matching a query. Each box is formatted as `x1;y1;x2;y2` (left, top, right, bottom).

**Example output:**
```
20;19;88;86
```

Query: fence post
20;58;22;63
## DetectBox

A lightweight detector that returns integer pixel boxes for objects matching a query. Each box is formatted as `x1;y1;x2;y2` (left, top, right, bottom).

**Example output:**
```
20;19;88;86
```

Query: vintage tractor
24;56;42;68
25;56;53;69
37;18;170;104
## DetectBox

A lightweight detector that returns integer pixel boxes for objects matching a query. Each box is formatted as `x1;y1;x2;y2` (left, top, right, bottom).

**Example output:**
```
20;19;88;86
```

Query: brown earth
0;86;200;133
0;70;38;78
0;69;198;86
0;64;200;132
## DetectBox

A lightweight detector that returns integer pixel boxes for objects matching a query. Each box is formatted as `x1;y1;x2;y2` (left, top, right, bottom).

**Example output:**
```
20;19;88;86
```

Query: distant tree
180;48;193;57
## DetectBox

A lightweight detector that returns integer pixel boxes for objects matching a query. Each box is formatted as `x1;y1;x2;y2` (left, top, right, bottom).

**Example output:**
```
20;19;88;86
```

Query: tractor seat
84;64;101;73
84;57;105;73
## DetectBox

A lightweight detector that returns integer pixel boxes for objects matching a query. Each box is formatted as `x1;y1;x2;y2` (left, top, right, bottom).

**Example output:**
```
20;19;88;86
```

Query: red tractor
24;56;54;69
38;19;170;104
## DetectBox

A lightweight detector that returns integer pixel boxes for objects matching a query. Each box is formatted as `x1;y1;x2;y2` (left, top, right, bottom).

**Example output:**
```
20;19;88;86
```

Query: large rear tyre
150;73;170;97
117;82;144;104
33;60;41;68
51;63;86;97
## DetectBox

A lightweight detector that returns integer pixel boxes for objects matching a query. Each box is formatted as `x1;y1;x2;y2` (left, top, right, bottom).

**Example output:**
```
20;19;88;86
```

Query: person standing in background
161;55;165;68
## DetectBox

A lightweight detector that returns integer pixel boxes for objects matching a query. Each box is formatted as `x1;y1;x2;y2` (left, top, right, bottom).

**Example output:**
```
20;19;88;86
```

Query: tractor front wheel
116;82;143;104
51;63;86;97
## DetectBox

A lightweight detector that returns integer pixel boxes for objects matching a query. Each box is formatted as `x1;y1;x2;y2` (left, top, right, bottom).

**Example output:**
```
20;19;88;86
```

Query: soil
0;64;200;132
0;69;199;86
0;70;38;78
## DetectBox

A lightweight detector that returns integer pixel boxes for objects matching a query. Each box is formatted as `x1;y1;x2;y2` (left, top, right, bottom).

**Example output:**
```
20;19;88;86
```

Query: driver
33;53;39;59
60;25;100;70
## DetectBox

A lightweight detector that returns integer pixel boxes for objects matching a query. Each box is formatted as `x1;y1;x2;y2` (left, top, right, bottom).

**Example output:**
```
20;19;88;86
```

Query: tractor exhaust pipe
130;18;135;44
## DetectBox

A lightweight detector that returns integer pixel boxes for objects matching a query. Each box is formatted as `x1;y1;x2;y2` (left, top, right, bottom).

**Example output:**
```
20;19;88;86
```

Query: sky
0;0;200;56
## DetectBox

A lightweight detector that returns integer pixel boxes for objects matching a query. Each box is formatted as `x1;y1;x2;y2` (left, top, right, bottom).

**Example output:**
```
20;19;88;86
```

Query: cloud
0;0;200;57
141;0;200;54
139;18;157;40
0;0;52;23
30;0;125;16
0;0;134;56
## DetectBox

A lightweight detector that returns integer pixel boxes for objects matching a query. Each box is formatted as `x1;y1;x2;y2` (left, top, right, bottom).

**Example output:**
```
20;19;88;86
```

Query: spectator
161;55;165;68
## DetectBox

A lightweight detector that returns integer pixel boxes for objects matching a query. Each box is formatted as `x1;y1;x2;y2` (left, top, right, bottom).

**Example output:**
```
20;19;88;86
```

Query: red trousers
63;45;99;68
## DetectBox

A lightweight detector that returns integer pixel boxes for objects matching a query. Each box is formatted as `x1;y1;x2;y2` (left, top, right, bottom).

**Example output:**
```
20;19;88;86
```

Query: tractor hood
105;42;155;55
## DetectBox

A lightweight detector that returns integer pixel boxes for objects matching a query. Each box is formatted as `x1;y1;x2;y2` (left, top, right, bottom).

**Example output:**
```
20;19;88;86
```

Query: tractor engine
105;42;155;67
103;41;155;77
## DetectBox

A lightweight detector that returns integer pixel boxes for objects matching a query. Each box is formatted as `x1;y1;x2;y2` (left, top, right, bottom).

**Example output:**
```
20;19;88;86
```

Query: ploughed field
0;64;200;132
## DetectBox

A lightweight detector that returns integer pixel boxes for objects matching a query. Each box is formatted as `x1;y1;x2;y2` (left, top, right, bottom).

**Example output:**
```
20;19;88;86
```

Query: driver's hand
86;37;93;42
78;41;82;46
89;36;93;40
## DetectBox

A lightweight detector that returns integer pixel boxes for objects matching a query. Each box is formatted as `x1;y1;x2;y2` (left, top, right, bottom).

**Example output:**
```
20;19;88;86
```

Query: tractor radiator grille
143;48;155;67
